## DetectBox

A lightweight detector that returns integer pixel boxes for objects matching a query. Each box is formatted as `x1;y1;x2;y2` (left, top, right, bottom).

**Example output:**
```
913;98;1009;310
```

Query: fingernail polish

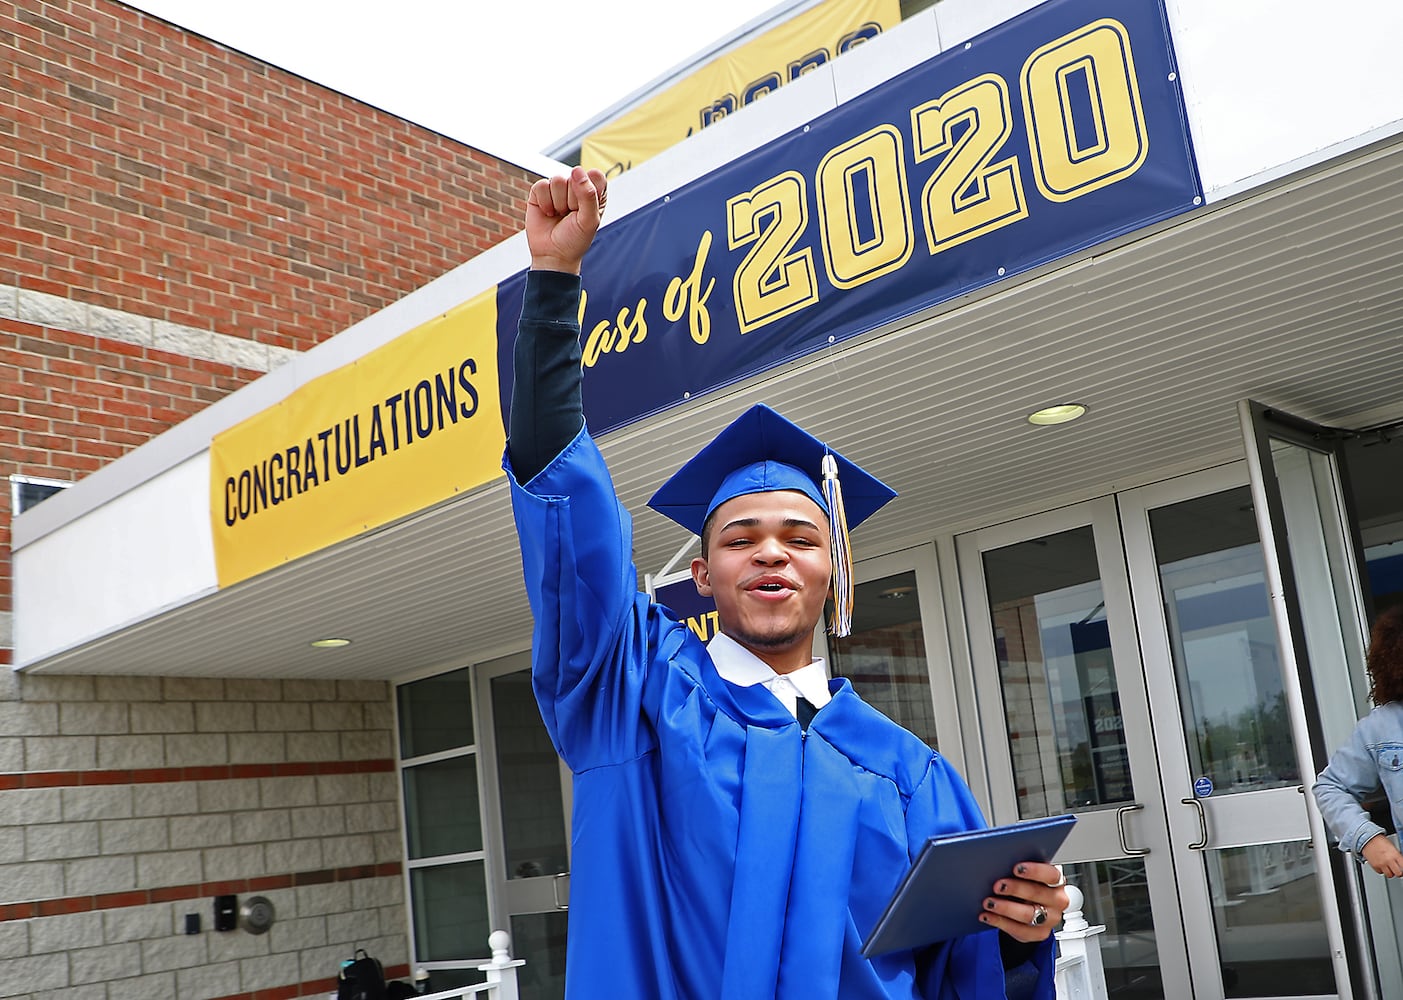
1016;864;1027;875
985;899;995;910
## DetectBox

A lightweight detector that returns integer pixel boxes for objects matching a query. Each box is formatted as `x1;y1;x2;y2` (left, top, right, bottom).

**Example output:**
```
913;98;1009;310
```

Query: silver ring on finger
1030;904;1048;927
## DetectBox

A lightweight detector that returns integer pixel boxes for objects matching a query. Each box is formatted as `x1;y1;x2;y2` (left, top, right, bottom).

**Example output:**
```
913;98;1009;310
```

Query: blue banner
653;578;719;642
498;0;1199;435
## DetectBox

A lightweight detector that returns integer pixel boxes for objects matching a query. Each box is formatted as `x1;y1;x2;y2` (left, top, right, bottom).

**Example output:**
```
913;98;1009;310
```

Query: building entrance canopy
12;0;1403;679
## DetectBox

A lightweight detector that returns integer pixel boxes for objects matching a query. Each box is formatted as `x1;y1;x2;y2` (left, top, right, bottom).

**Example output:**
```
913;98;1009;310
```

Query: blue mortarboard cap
646;404;896;536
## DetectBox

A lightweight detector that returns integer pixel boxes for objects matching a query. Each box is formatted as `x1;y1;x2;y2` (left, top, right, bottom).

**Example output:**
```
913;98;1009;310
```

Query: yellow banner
582;0;901;176
210;289;503;587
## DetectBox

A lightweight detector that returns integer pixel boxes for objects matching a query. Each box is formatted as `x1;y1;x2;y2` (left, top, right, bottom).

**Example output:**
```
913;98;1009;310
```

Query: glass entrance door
1238;400;1400;999
960;476;1363;1000
958;499;1190;999
476;652;571;1000
1121;465;1343;1000
829;545;962;762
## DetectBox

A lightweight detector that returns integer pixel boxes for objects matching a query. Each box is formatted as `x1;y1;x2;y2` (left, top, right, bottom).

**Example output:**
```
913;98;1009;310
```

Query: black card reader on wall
213;894;238;932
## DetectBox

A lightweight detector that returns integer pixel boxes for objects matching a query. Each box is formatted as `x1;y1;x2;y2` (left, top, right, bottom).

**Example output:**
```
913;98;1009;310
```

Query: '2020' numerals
914;73;1029;255
727;172;817;333
729;18;1149;333
1023;19;1147;201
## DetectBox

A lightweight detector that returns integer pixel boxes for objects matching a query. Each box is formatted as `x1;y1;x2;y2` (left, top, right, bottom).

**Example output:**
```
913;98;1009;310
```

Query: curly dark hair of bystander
1366;604;1403;705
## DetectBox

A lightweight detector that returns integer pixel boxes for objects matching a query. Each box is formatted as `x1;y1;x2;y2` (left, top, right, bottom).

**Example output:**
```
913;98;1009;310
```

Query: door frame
394;662;496;979
1239;400;1384;999
475;650;574;924
956;496;1194;996
850;542;967;773
1120;461;1344;1000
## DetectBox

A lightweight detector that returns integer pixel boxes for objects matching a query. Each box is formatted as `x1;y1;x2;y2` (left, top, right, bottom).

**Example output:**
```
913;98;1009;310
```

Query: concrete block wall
0;670;410;999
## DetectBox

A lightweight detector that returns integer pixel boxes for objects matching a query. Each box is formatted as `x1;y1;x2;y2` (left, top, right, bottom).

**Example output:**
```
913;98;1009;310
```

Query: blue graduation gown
507;427;1055;999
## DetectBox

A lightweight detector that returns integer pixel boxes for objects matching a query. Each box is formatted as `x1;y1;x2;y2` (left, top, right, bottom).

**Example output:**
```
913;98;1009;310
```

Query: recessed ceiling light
309;637;351;649
1027;403;1087;426
879;585;916;600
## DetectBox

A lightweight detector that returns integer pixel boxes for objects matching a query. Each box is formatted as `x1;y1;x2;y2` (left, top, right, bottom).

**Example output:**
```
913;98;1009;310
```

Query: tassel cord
821;453;855;638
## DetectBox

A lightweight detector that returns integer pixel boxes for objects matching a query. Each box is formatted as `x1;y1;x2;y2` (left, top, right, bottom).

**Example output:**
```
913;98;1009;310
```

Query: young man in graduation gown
504;167;1068;999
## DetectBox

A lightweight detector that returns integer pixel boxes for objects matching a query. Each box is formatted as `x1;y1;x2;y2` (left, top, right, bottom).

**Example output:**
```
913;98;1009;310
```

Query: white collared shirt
707;630;832;718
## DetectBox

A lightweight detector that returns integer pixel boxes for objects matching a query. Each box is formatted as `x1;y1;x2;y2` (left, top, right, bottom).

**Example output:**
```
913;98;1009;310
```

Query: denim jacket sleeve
1313;714;1389;856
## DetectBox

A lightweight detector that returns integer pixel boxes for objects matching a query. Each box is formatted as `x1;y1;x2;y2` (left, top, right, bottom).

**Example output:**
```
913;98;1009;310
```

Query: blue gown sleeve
905;755;1057;999
505;277;656;774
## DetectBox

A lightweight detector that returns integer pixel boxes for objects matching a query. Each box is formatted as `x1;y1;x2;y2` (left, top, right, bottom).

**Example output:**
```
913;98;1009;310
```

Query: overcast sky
124;0;788;162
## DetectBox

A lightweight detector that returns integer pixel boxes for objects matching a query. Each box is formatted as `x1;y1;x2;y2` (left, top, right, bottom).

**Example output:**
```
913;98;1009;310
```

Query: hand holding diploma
862;813;1075;957
981;860;1069;944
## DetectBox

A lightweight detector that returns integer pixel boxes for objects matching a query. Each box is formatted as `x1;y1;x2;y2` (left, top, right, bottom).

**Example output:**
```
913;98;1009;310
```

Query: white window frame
10;474;69;515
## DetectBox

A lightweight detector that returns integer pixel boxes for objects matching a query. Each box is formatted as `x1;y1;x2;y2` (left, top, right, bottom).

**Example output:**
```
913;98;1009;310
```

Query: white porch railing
370;930;525;1000
391;894;1104;1000
1055;884;1109;1000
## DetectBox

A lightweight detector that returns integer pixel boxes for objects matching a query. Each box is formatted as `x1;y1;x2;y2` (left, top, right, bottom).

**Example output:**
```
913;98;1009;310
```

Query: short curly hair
1367;604;1403;705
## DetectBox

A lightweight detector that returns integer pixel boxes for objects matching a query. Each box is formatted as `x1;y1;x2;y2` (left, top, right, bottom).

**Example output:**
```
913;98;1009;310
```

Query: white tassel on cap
821;452;855;637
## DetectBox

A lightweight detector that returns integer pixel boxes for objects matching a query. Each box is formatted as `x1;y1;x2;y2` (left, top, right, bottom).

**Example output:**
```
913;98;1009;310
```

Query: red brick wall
0;321;268;650
1;0;534;350
0;0;541;662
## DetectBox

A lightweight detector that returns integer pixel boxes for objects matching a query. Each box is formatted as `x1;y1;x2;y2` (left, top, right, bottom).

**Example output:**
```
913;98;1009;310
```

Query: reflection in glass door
477;653;571;1000
829;546;957;755
1123;469;1340;999
959;500;1189;999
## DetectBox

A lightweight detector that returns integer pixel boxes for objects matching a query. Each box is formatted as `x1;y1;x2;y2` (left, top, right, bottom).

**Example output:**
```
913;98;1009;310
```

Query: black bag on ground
338;949;387;1000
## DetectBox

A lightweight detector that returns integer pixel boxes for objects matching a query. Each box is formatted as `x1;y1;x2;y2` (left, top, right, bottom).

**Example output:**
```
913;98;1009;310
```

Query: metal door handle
1116;803;1150;856
552;872;569;910
1181;797;1208;850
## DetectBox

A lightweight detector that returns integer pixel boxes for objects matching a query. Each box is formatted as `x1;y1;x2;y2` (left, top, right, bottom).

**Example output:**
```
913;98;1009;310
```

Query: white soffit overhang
20;135;1403;680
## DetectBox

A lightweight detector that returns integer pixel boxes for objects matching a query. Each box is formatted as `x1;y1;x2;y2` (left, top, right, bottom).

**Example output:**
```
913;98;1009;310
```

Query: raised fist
525;166;608;275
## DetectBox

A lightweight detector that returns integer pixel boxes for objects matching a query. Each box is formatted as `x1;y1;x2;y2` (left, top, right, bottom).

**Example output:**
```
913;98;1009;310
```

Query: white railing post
1054;884;1109;1000
477;929;526;1000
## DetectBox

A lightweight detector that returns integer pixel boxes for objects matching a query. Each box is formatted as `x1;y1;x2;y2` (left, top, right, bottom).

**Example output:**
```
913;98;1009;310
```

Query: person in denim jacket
1314;605;1403;877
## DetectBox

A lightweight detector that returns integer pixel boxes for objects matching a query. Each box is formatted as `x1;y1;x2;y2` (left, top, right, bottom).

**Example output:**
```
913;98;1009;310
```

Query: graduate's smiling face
691;489;832;674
